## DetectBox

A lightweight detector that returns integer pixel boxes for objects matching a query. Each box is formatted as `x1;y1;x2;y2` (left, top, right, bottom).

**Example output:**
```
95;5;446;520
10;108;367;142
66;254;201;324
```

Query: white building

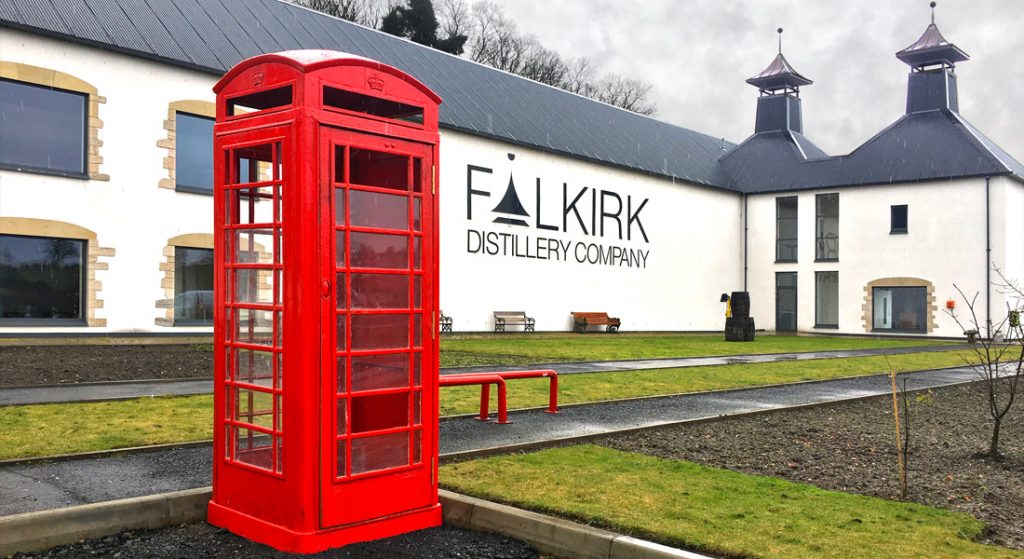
0;0;1021;337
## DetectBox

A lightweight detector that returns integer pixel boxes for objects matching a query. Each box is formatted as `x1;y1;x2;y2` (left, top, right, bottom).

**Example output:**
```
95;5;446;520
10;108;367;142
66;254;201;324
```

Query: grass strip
441;445;1023;559
439;349;985;416
0;349;991;460
439;333;952;367
0;395;214;460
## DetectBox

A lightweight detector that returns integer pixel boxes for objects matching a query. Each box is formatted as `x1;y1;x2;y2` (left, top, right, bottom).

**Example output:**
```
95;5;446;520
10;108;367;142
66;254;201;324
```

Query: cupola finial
930;1;936;24
777;27;783;54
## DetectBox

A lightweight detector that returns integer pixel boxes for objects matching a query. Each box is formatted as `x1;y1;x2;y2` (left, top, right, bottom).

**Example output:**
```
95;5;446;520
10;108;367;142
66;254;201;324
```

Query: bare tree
468;1;527;73
945;268;1023;459
561;57;594;95
294;0;398;28
519;38;567;87
437;0;470;45
589;74;656;116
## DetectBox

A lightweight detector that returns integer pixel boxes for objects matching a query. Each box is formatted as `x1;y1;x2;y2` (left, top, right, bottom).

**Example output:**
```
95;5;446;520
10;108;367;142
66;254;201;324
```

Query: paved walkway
0;344;965;406
0;364;982;517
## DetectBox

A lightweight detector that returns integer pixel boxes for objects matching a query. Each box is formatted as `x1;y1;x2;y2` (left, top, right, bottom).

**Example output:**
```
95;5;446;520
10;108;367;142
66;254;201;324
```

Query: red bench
571;311;621;333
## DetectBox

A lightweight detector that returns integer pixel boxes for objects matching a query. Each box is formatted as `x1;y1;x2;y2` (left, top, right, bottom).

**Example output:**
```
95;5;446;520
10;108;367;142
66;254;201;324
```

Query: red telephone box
208;50;442;553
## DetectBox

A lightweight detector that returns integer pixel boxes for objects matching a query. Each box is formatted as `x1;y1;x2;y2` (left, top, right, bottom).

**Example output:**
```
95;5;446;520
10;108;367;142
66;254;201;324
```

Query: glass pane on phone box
349;232;408;269
349;190;408;230
235;348;273;387
350;148;409;191
351;431;409;474
350;314;409;350
351;273;409;309
352;353;409;391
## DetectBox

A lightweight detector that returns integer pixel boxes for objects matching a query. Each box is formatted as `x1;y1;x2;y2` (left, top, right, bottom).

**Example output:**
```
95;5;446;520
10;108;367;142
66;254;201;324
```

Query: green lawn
440;349;978;416
439;333;952;367
442;445;1023;559
0;350;982;460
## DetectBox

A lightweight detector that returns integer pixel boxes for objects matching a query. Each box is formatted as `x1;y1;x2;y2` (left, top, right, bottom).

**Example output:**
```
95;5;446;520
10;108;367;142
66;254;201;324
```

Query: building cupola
897;2;969;114
747;28;813;134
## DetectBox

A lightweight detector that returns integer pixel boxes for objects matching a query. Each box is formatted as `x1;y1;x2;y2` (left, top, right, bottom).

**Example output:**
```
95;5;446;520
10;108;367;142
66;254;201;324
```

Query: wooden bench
571;311;621;333
493;311;535;332
439;311;453;333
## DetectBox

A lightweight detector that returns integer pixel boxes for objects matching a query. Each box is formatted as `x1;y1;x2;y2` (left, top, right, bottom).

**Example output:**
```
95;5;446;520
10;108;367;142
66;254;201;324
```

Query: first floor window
174;246;214;325
0;78;87;176
815;193;839;261
873;286;926;332
0;234;85;322
815;271;839;328
891;204;908;234
776;196;798;262
175;112;214;192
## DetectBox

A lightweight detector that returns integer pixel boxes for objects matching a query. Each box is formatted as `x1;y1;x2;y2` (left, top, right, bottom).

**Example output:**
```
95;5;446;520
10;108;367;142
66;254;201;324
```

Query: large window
873;286;927;332
776;196;798;263
0;78;87;176
174;247;214;324
891;204;908;234
815;271;839;328
0;234;85;322
175;112;215;193
815;193;839;261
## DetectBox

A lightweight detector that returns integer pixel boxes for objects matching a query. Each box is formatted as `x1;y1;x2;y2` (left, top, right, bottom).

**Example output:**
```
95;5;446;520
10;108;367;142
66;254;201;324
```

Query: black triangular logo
492;175;529;226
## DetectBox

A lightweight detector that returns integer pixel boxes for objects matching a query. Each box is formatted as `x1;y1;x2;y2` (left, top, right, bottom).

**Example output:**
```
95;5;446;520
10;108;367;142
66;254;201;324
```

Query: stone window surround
0;217;114;327
156;233;215;327
0;61;109;181
862;277;937;334
158;100;217;192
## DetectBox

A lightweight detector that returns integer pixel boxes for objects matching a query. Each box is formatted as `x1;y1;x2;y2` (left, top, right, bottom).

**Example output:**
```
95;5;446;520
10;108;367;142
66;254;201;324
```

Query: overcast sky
484;0;1024;161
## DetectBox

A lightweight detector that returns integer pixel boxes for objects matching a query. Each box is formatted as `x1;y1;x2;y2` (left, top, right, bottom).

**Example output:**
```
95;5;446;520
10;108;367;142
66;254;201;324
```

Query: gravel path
598;381;1024;550
11;523;538;559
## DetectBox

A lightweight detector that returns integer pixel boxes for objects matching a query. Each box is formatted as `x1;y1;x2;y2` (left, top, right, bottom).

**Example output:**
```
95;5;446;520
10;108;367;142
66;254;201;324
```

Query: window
175;112;214;193
873;286;927;332
815;193;839;261
174;247;214;325
815;271;839;328
0;234;85;323
891;205;908;234
0;78;87;176
776;196;798;262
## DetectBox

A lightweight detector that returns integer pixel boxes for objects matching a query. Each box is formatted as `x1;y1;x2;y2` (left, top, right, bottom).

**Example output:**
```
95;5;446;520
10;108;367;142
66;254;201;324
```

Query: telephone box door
320;127;437;527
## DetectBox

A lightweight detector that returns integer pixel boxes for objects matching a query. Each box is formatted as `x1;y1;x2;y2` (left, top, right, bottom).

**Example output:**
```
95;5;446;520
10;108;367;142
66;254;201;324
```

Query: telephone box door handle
321;279;331;299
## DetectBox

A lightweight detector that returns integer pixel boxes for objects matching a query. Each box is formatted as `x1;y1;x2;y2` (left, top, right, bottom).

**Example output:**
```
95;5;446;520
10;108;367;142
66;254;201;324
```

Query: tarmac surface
0;364;982;517
0;344;965;406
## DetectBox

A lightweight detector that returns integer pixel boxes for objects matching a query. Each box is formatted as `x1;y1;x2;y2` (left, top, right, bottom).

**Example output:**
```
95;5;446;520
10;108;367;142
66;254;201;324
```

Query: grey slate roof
721;108;1024;193
1;0;1021;193
0;0;735;189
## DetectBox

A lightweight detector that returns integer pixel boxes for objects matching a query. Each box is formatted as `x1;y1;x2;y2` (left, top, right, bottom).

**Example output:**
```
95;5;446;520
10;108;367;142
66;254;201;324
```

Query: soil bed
0;345;212;386
598;381;1024;550
12;523;537;559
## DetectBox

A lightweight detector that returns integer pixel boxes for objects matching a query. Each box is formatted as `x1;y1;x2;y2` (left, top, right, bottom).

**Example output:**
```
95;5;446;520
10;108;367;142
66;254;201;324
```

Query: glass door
776;272;798;332
320;127;435;528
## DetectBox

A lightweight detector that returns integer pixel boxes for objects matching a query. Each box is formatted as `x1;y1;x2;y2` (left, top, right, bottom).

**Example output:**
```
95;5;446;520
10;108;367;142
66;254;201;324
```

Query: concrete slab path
0;344;966;406
0;365;982;517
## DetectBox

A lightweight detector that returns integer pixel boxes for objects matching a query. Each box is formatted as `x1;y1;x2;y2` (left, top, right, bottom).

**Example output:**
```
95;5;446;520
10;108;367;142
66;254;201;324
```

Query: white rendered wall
745;179;997;337
993;176;1024;339
438;131;744;331
0;30;220;334
0;30;744;334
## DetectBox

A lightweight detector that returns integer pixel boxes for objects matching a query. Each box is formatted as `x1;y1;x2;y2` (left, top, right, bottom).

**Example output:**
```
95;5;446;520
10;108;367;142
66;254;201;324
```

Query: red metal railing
439;369;559;424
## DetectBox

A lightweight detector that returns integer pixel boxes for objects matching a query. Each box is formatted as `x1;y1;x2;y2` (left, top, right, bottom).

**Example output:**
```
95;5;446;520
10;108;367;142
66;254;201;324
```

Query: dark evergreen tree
380;0;467;55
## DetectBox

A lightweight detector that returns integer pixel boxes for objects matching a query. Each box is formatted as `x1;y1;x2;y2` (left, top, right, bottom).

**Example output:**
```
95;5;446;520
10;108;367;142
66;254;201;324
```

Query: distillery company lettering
465;153;650;269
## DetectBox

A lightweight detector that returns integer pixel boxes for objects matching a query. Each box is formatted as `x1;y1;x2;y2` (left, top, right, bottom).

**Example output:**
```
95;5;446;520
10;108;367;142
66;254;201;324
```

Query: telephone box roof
896;23;970;68
213;49;442;103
